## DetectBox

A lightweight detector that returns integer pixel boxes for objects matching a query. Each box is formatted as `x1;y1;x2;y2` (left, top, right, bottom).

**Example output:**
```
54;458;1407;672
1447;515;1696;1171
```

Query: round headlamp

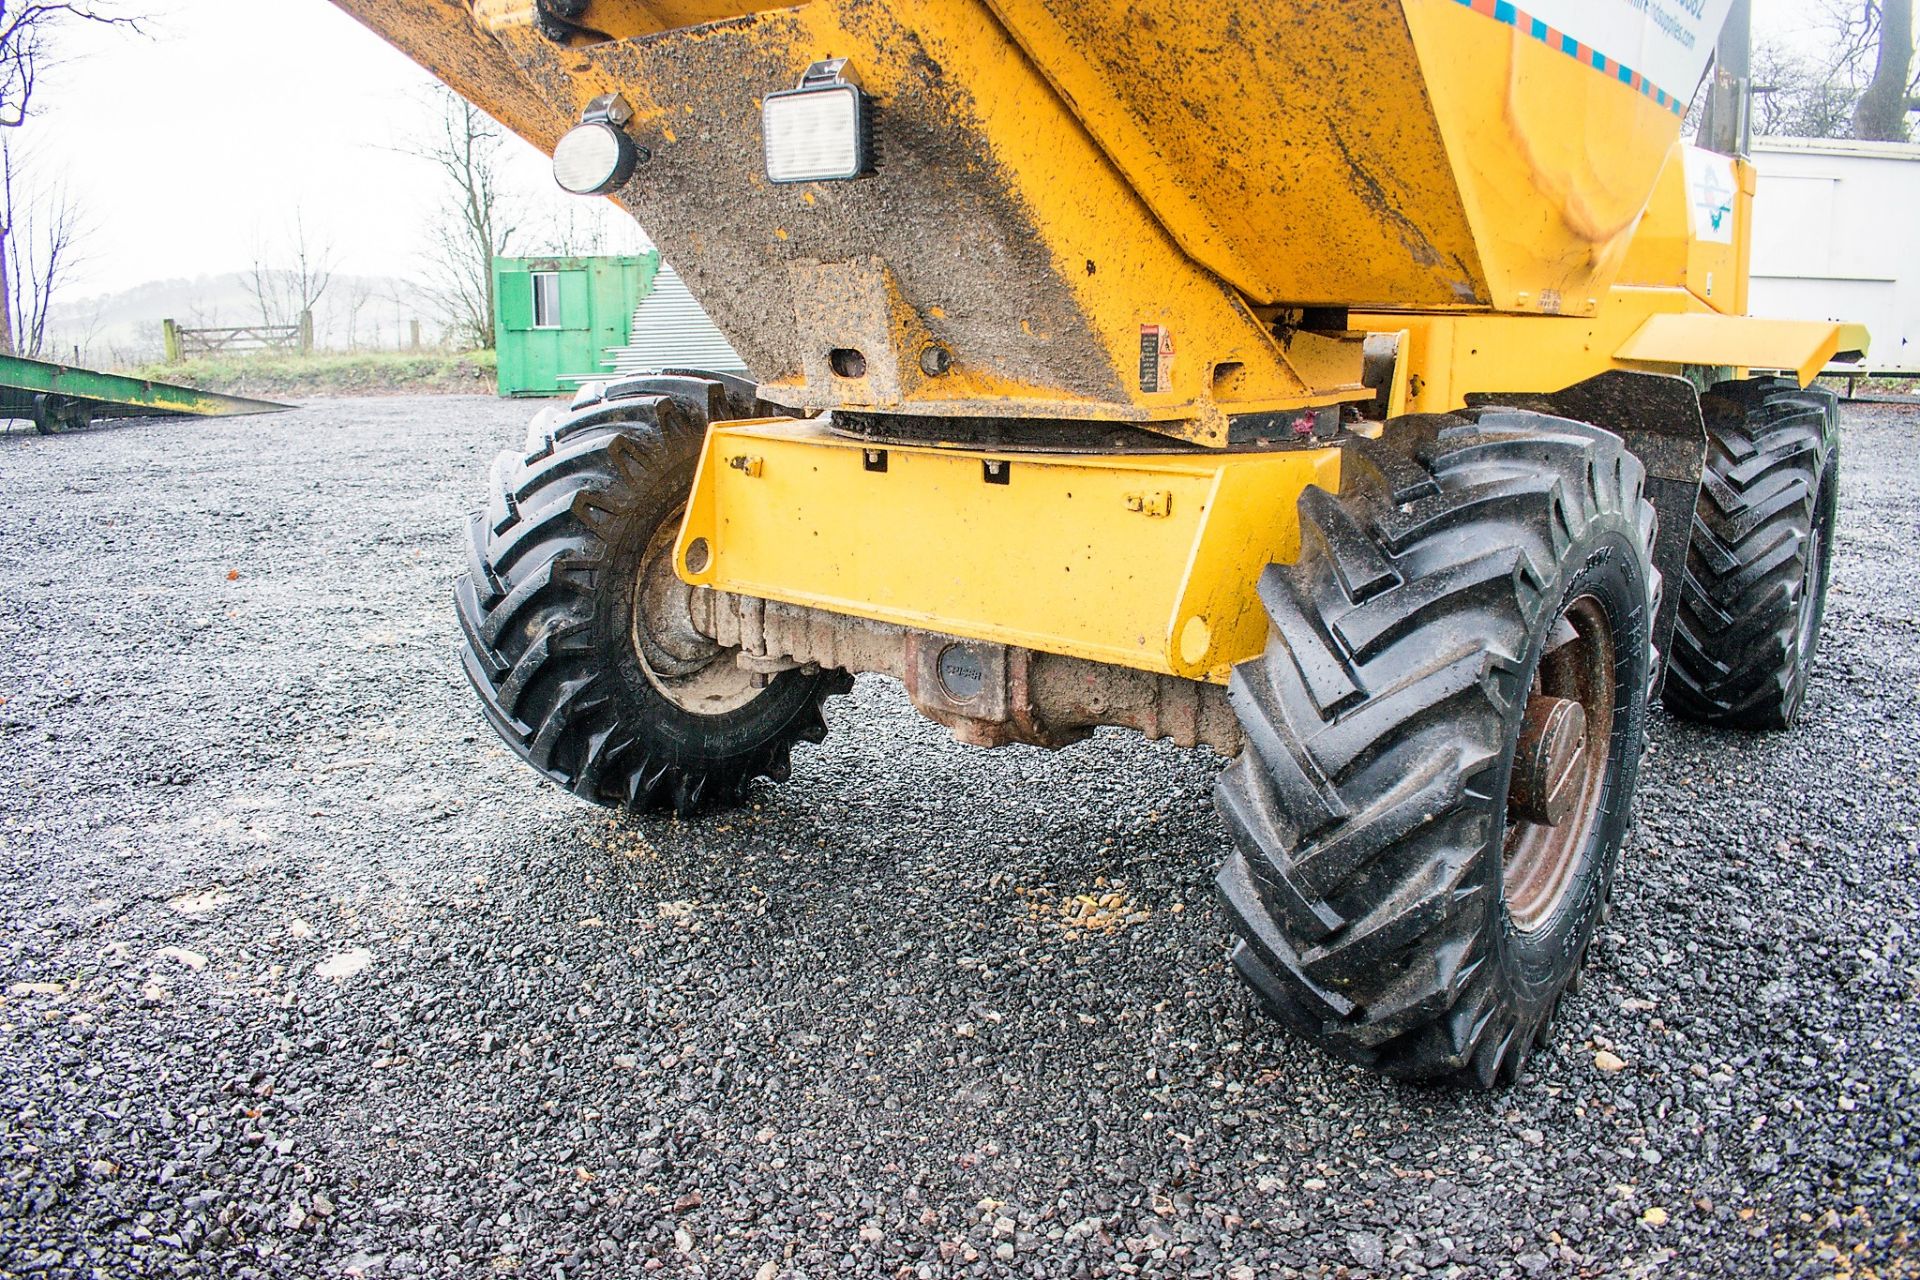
552;120;638;196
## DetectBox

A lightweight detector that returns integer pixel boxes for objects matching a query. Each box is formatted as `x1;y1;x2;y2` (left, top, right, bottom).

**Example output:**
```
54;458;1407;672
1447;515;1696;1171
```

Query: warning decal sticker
1139;325;1174;394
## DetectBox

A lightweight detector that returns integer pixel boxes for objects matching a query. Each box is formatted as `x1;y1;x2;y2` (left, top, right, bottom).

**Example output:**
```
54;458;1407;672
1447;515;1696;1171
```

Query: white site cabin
1749;137;1920;378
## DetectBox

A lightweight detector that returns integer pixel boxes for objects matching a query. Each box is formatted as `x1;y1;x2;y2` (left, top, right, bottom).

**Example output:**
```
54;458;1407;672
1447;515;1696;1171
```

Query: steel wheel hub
631;507;760;715
1509;695;1588;827
1502;594;1616;934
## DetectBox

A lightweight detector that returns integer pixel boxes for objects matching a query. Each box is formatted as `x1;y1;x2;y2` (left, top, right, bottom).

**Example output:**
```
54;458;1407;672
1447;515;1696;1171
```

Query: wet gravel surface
1;395;1917;1279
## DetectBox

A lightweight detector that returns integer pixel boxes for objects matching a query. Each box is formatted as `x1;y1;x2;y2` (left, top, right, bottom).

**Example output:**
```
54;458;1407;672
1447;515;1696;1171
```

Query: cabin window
531;271;561;329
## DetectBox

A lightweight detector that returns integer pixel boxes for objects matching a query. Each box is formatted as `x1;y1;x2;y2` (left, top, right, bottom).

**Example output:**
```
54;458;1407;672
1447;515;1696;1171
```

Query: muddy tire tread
1664;376;1838;730
453;381;841;816
1214;412;1656;1085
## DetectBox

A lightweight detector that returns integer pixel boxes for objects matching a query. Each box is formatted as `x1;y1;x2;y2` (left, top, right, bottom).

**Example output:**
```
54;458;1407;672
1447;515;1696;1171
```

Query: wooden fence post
162;319;182;364
298;310;314;357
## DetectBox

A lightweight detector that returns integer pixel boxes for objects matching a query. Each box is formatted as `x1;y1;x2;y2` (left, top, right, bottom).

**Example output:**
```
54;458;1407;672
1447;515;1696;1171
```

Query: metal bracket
797;58;862;90
1124;490;1173;517
580;92;634;126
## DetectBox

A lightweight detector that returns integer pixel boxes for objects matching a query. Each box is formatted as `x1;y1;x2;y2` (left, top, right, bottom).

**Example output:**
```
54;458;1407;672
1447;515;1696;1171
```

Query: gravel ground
1;395;1916;1280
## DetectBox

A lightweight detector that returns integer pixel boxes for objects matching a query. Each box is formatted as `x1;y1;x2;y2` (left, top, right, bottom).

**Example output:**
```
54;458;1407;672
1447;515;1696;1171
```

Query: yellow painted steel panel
984;0;1488;308
329;0;1782;439
1615;315;1872;388
675;420;1341;680
359;0;1371;445
1355;288;1695;415
1360;297;1867;415
332;0;1869;469
1618;148;1754;316
984;0;1711;314
1402;0;1690;315
338;0;1715;321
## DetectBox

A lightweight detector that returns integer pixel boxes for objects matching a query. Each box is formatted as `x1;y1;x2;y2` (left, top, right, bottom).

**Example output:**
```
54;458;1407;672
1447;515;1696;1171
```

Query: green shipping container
493;254;658;397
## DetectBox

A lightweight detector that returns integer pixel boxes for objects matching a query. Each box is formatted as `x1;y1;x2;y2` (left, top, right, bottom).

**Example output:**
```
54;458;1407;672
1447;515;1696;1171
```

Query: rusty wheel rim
1502;594;1616;935
631;504;760;715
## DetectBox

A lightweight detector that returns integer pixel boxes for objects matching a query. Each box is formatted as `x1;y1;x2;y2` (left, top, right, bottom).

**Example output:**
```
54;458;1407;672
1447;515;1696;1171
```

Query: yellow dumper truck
333;0;1865;1085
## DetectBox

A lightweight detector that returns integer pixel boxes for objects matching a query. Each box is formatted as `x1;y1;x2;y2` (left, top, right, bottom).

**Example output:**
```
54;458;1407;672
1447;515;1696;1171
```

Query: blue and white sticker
1682;146;1738;244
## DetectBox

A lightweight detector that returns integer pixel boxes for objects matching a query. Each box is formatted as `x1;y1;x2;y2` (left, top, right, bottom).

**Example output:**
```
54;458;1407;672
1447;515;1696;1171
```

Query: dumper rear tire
454;378;847;816
1214;412;1658;1085
1663;377;1839;730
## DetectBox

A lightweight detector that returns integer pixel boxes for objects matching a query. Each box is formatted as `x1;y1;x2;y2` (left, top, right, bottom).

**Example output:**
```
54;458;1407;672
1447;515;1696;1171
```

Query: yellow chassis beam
1365;288;1871;416
675;420;1340;683
675;292;1866;690
1617;315;1871;389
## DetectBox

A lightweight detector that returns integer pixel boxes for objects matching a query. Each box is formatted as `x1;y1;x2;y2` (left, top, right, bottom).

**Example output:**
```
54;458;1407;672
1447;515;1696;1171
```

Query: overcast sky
40;0;642;302
40;0;1815;303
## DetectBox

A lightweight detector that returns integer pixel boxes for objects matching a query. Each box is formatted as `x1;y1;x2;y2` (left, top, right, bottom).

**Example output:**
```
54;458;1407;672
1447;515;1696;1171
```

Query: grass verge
129;351;499;399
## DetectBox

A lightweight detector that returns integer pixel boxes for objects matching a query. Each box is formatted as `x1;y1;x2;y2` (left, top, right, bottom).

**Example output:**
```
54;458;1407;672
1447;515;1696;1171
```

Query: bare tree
1855;0;1916;139
535;203;606;258
0;139;83;358
0;2;139;129
1751;2;1918;139
183;296;220;329
407;89;516;349
1753;38;1864;137
58;290;108;364
247;241;277;328
0;1;138;353
340;276;374;351
248;211;335;334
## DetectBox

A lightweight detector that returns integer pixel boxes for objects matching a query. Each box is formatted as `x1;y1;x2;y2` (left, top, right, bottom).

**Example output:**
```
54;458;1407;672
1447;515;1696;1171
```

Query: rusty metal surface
1509;695;1587;828
695;589;1243;753
826;411;1204;455
1501;592;1618;934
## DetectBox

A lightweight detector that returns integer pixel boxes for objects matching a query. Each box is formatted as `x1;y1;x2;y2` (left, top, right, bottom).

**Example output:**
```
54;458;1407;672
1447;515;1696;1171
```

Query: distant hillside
44;273;444;369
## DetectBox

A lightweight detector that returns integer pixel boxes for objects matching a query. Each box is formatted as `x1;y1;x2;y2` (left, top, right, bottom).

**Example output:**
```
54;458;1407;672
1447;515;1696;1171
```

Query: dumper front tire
454;380;847;816
1215;413;1658;1086
1664;377;1839;730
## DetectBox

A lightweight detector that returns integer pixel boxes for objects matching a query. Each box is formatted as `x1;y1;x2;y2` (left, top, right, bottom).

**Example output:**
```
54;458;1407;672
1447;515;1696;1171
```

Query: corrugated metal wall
603;264;748;376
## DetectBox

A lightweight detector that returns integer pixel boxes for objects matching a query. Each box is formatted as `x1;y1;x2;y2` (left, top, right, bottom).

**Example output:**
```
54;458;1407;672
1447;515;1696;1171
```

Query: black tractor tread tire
1664;376;1839;730
454;377;845;817
1214;411;1657;1086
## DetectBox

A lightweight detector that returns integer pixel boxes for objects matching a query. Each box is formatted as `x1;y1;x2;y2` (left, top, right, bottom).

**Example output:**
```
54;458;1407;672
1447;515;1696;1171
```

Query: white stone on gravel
153;947;206;971
313;948;373;980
